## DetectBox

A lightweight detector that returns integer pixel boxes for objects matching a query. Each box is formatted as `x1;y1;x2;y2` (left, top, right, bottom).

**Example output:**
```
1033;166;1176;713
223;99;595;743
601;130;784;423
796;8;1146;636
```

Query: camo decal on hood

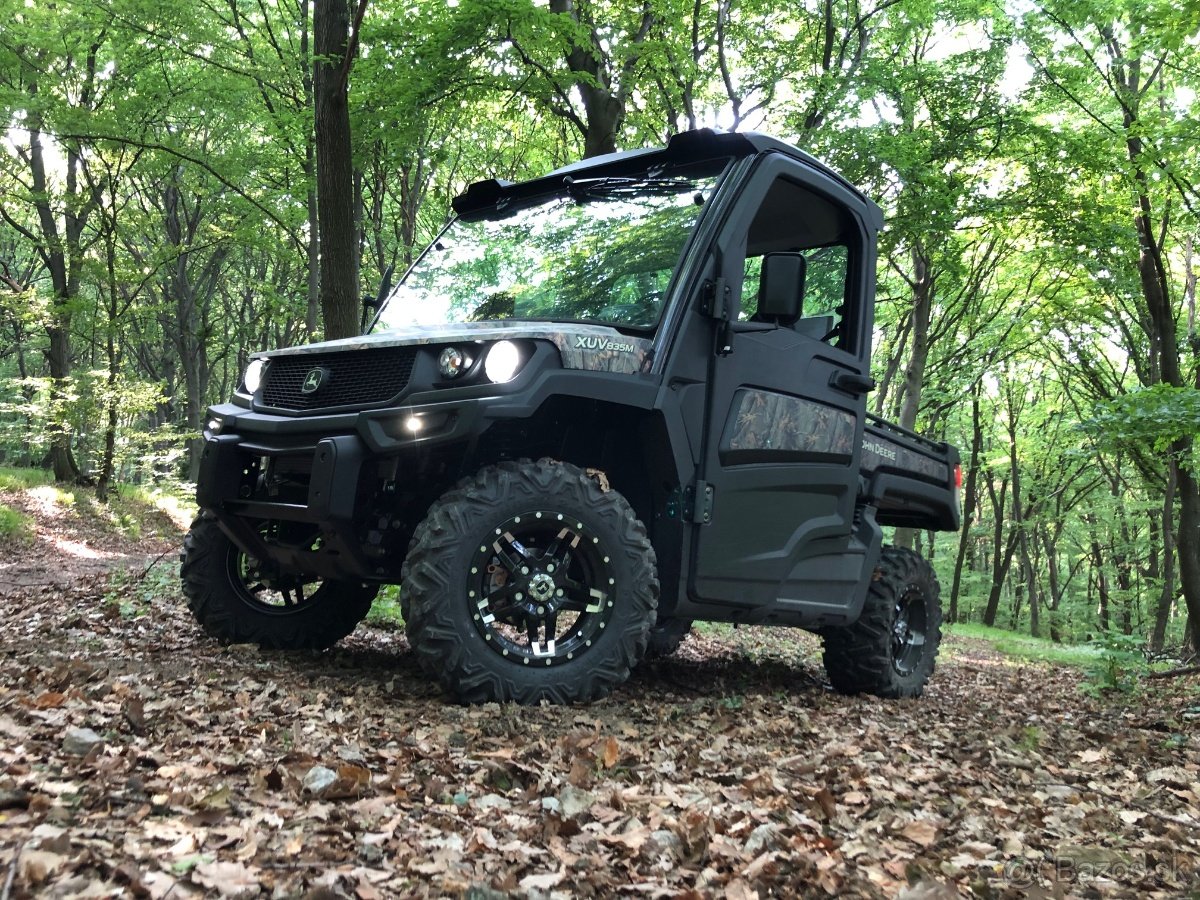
257;322;653;375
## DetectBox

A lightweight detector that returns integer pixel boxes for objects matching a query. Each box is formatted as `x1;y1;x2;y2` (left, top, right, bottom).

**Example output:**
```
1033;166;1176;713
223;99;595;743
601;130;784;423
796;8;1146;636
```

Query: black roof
452;129;881;226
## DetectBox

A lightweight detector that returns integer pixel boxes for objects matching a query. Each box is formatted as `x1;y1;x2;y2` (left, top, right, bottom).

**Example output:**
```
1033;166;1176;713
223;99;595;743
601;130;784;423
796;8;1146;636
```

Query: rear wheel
403;459;659;704
822;546;942;698
180;513;377;650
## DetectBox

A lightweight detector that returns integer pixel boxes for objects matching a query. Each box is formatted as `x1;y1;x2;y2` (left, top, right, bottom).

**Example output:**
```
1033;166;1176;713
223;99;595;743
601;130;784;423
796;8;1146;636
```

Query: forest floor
1;479;1199;899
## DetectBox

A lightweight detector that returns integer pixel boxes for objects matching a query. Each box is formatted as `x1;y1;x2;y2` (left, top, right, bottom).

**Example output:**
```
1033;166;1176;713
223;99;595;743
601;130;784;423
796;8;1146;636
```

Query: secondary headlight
243;359;268;393
484;340;522;383
438;346;471;379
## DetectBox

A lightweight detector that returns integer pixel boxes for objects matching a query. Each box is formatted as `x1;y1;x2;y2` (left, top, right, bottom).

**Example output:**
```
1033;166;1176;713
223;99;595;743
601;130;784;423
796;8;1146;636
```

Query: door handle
830;371;876;396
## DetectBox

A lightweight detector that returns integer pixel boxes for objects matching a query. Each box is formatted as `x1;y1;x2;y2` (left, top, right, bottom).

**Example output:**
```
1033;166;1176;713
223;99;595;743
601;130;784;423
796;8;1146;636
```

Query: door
688;155;879;623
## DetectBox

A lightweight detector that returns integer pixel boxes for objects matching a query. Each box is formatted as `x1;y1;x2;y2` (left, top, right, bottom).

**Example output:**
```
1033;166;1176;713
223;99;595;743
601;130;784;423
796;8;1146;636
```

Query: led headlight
243;359;268;393
484;340;522;383
438;346;471;379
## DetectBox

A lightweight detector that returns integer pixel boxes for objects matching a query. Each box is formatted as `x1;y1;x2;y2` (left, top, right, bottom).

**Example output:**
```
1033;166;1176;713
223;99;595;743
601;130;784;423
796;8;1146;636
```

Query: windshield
374;164;724;332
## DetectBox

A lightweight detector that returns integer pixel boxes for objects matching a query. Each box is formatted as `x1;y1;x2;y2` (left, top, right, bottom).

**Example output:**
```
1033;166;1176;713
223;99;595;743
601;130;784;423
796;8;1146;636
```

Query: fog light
405;416;423;433
207;418;224;435
438;346;471;378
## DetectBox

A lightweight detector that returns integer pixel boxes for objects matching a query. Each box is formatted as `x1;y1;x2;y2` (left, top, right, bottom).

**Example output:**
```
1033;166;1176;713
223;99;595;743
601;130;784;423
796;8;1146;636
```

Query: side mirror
360;263;395;332
757;253;806;322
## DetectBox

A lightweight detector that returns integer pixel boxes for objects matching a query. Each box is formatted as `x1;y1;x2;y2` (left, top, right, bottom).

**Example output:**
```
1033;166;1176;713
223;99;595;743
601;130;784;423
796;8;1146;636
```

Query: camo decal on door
722;388;856;456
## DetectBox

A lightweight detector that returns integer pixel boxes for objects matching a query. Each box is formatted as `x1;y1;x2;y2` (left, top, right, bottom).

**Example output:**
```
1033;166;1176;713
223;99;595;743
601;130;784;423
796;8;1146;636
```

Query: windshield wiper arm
563;175;696;201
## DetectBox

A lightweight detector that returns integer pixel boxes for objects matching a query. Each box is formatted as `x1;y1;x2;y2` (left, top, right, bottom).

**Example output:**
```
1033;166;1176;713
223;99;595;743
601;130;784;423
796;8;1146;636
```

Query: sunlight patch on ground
149;491;196;530
42;534;125;560
26;484;76;518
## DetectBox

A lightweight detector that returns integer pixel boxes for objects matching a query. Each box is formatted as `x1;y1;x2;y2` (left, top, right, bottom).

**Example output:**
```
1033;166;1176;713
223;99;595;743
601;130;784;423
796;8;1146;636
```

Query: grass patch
0;466;55;491
28;483;78;509
947;622;1106;668
113;482;197;530
365;585;405;629
105;559;179;618
0;502;33;542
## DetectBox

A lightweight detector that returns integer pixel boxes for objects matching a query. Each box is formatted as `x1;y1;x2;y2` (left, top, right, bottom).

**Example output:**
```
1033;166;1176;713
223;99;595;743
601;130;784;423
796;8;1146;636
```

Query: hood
259;321;654;375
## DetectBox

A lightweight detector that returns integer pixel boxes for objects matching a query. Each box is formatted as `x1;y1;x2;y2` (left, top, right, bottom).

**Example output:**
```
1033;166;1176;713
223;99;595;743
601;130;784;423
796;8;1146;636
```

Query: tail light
953;464;963;488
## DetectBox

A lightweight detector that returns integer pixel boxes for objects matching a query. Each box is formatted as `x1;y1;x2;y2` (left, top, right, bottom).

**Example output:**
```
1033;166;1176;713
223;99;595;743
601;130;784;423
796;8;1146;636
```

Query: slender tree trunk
1039;525;1063;642
96;225;120;502
1152;467;1178;650
1089;519;1111;633
949;385;983;622
894;247;933;551
983;478;1016;627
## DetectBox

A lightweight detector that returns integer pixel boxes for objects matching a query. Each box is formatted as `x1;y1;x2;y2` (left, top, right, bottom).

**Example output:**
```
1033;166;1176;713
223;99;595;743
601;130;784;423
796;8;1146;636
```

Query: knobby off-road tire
822;546;942;698
403;459;659;704
645;617;693;659
181;513;377;650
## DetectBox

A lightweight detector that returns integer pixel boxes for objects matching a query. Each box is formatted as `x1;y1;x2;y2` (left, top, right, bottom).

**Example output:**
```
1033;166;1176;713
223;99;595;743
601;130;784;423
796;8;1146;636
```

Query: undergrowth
0;466;55;491
947;622;1153;695
365;585;405;629
0;502;33;542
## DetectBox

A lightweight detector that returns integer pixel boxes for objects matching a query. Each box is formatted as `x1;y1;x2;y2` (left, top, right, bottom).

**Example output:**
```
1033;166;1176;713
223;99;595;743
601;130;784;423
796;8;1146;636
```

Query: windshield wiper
563;175;697;202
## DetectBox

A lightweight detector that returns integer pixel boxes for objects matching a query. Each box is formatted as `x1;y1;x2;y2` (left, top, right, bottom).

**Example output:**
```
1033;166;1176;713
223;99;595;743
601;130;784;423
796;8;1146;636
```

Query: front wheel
180;513;377;650
822;546;942;698
402;459;659;704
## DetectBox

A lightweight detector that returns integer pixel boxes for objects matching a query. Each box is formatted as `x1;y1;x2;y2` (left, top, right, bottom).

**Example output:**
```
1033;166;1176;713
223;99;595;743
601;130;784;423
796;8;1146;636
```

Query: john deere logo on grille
301;367;328;394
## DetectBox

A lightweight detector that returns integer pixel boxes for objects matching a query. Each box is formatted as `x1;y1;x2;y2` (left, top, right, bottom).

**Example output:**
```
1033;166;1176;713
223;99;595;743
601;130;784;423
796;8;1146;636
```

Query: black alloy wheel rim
227;543;324;615
467;510;616;666
891;585;927;675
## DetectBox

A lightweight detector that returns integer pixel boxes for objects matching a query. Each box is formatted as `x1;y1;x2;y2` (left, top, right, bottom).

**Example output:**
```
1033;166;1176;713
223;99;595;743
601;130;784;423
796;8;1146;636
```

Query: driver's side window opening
738;175;856;349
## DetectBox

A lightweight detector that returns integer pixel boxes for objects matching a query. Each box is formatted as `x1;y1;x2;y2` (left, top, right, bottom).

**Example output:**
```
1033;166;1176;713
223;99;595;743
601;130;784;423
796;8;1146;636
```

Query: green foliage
947;623;1107;668
0;467;54;491
1082;385;1200;458
105;561;179;620
365;585;405;629
0;502;32;542
1082;631;1148;697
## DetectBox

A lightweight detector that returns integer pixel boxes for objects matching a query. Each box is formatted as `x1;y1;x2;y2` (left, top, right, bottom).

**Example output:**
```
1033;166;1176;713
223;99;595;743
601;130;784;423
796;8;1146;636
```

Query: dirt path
0;486;180;593
0;496;1198;897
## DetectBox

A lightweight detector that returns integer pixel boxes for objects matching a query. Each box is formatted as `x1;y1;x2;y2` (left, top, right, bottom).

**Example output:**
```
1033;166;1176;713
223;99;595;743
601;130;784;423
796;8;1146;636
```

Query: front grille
260;347;417;411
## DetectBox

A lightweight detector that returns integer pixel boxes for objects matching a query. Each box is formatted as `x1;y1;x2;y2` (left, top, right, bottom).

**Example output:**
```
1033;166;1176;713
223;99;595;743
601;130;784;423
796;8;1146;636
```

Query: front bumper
196;398;484;580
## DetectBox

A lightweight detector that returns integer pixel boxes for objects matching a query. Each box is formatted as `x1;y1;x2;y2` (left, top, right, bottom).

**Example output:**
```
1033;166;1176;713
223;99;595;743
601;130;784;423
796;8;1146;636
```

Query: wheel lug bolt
537;606;545;615
520;566;530;575
546;564;555;573
515;592;524;601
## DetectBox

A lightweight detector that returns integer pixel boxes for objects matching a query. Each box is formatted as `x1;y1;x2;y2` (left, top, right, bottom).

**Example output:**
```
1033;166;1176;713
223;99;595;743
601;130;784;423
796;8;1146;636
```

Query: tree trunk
314;0;362;339
1039;525;1062;642
547;0;652;159
1152;466;1178;650
1089;523;1111;633
949;384;983;623
27;115;83;483
1125;128;1200;651
894;246;933;550
301;0;320;338
982;477;1016;627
